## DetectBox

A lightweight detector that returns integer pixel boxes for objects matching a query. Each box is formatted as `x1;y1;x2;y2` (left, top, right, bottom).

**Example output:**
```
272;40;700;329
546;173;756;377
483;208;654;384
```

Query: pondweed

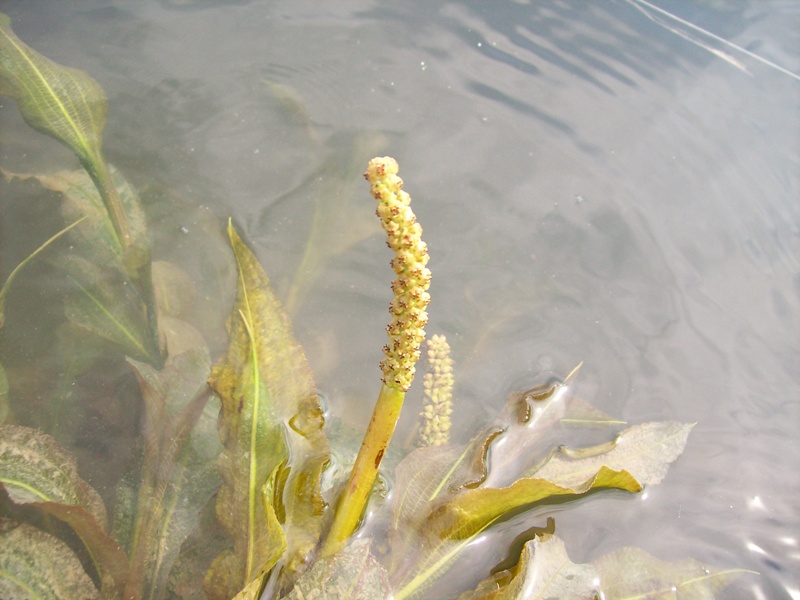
0;12;752;600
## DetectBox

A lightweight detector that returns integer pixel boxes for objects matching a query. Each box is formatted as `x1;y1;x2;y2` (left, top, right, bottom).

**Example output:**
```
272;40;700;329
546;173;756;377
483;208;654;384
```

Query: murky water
1;1;797;598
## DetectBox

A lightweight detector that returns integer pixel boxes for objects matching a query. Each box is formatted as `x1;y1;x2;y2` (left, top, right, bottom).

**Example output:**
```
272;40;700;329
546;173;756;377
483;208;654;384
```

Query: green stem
322;383;405;556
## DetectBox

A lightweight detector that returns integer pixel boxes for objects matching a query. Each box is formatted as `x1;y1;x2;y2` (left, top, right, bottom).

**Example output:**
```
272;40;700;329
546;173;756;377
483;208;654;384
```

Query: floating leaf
594;546;754;599
284;538;391;600
124;348;220;600
0;424;129;597
0;519;100;600
0;12;130;249
530;421;695;487
428;466;641;541
458;535;598;600
57;253;159;363
206;220;328;598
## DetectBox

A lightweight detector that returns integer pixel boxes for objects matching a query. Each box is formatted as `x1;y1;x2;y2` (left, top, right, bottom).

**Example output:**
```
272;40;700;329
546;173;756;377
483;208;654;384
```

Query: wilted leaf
284;538;390;600
530;421;694;487
0;425;128;596
123;347;220;600
458;535;597;600
57;253;159;363
594;546;754;599
0;12;130;248
0;519;100;600
206;221;328;597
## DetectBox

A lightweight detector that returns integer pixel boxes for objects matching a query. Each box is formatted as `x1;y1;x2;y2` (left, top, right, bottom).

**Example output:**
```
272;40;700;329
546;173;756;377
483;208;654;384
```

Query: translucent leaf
0;362;8;424
0;519;100;600
0;207;86;330
284;538;391;600
458;535;598;600
530;421;695;487
0;425;129;596
57;253;159;363
594;546;754;599
283;131;386;314
1;166;147;265
206;221;328;597
0;12;130;248
124;347;220;600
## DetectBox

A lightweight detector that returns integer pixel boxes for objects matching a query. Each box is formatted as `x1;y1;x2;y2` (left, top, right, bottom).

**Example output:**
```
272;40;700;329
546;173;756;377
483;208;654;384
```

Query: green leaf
124;347;220;600
57;253;159;363
593;546;755;599
0;12;130;249
284;538;391;600
0;519;100;600
0;424;129;597
530;421;695;487
206;221;328;598
458;535;598;600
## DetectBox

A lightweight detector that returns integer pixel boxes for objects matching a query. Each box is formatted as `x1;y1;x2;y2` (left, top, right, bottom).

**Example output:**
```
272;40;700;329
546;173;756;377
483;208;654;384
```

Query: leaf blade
0;520;101;600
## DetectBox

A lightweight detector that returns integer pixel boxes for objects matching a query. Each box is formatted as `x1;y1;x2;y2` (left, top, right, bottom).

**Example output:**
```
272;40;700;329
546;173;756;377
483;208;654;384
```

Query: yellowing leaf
0;12;130;249
0;519;100;600
594;546;755;599
206;221;328;597
0;425;128;597
427;466;641;542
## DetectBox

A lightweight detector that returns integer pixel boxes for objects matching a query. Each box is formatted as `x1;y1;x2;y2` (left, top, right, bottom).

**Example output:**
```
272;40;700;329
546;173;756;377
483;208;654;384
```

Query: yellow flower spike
323;157;431;556
417;334;454;448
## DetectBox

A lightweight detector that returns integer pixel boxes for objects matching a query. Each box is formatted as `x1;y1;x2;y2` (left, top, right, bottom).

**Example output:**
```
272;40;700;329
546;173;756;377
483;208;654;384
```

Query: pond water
0;1;797;598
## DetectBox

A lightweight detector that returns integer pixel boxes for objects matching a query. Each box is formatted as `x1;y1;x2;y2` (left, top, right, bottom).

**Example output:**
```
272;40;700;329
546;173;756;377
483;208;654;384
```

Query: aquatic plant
0;12;752;600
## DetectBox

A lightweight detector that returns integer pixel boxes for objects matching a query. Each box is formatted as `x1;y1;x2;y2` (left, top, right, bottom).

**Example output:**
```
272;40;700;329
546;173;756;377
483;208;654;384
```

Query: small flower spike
418;334;454;447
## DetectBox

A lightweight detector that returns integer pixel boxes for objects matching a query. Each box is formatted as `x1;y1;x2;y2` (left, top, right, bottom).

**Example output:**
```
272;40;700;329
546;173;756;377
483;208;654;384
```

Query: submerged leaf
0;212;87;330
594;546;753;599
0;519;100;600
0;425;128;597
0;362;8;424
284;538;390;600
206;221;328;597
124;348;220;600
283;131;386;314
57;253;159;363
0;12;130;248
1;166;147;265
458;535;597;600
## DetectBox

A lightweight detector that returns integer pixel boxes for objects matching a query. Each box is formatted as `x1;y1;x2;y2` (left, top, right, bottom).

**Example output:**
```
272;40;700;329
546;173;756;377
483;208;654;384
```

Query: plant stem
322;382;405;556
